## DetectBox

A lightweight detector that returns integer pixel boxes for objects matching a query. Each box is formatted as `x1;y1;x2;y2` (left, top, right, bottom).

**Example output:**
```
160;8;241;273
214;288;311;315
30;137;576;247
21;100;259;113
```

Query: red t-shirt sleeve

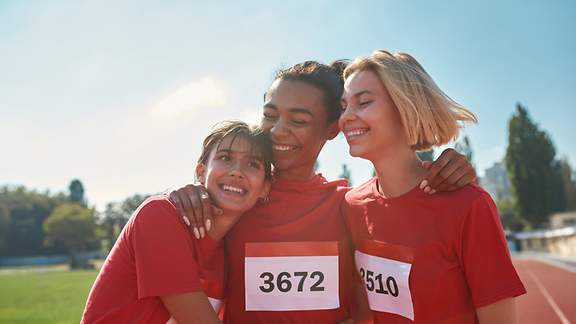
131;197;203;299
459;191;526;308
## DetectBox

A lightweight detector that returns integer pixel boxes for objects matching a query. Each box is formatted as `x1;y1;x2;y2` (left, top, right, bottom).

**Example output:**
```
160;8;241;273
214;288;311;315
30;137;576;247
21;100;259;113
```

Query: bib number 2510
259;271;325;293
359;267;399;297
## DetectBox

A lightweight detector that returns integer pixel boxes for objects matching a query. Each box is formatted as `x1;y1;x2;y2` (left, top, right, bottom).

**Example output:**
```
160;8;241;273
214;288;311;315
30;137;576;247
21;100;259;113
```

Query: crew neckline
272;173;346;192
369;177;426;202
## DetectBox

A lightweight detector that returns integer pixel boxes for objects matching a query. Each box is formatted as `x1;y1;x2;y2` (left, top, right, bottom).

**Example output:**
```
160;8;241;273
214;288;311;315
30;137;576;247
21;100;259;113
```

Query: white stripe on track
526;266;571;324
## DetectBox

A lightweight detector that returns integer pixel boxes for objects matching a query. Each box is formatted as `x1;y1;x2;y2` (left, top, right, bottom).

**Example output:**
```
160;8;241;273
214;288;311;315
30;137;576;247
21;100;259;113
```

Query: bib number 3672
259;270;325;293
245;242;340;311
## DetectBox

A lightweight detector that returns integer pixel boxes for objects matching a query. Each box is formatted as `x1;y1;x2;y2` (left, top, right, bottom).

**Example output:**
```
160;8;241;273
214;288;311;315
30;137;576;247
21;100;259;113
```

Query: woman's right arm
161;292;221;324
169;184;222;239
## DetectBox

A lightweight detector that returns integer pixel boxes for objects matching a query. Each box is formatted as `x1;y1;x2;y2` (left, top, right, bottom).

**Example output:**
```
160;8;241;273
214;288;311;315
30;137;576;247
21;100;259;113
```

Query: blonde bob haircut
343;50;478;151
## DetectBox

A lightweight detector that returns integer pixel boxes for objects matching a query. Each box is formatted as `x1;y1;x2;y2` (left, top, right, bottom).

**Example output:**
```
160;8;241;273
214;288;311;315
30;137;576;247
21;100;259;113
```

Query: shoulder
345;177;377;204
415;184;498;230
434;185;500;232
434;183;494;207
312;174;350;194
131;195;180;228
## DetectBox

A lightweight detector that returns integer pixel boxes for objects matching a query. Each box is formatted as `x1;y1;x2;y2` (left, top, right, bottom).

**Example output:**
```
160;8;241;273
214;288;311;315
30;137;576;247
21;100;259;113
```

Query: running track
514;259;576;324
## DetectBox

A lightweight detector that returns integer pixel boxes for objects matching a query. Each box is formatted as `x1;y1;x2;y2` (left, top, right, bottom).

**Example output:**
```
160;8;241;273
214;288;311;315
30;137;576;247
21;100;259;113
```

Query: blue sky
1;0;575;210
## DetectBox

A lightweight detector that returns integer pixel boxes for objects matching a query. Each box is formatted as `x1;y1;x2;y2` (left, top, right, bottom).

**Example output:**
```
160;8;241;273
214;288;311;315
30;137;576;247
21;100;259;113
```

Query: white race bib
244;241;340;311
355;240;414;321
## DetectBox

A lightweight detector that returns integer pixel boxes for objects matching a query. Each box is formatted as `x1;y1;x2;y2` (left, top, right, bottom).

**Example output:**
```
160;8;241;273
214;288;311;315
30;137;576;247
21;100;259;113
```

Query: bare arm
169;184;222;239
476;298;518;324
161;291;221;324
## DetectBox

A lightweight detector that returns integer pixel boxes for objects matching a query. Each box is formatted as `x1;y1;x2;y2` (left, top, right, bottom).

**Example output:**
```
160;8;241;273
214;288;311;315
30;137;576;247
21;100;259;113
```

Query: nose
270;118;289;137
228;161;244;178
338;106;356;129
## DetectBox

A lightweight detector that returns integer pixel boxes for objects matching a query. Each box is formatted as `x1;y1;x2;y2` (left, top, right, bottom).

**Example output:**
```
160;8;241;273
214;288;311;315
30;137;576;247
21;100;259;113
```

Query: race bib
244;241;340;311
355;240;415;321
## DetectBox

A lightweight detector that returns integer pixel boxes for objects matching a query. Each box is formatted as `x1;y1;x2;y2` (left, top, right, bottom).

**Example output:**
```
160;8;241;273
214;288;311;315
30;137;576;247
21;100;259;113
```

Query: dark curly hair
268;60;349;123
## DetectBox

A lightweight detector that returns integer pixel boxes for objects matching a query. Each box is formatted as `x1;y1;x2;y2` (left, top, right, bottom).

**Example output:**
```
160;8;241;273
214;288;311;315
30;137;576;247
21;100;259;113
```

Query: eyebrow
351;90;373;98
215;148;264;161
263;103;314;117
342;90;374;105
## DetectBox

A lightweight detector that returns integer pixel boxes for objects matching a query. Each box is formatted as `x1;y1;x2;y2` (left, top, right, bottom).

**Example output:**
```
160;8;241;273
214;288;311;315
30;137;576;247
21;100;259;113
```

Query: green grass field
0;269;97;324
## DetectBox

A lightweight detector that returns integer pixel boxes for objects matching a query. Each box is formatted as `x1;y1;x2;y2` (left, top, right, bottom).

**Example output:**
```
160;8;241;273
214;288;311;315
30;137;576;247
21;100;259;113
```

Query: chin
348;147;366;158
272;157;293;170
218;204;247;214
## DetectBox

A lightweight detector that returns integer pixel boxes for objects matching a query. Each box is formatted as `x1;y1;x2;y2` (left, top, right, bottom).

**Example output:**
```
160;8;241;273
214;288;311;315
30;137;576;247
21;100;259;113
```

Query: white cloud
149;77;227;117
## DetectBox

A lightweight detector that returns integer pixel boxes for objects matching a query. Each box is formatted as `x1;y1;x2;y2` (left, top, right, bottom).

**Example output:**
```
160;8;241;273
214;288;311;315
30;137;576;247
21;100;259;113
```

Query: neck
370;146;427;198
207;210;243;242
274;163;316;181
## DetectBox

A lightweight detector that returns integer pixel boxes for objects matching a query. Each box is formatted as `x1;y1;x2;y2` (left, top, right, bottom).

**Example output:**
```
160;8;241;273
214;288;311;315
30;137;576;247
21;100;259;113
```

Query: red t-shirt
345;178;526;323
82;196;224;324
223;174;357;324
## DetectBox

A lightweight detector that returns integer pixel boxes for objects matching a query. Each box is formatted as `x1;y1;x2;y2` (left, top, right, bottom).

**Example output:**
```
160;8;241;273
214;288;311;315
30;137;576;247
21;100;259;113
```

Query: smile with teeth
273;144;298;152
220;184;246;195
345;128;369;138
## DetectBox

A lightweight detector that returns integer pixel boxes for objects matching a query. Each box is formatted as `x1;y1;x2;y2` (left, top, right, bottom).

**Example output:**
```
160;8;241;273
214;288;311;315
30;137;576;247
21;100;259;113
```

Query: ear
326;120;340;140
258;181;272;200
195;163;206;184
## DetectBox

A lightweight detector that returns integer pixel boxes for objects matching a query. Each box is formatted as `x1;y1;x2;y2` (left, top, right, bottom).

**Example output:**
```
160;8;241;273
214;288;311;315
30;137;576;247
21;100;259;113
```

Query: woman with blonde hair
341;50;525;323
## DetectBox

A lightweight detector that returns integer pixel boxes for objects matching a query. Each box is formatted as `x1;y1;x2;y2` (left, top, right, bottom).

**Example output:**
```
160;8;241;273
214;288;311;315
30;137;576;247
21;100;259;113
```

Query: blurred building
515;211;576;258
480;161;511;201
550;211;576;228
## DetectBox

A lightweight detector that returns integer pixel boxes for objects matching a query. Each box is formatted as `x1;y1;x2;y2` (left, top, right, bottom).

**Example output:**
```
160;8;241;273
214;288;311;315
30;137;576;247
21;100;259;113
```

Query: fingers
434;165;467;192
421;150;452;190
198;186;214;233
168;185;212;240
185;185;205;239
169;190;192;229
456;172;477;188
432;156;466;190
421;147;478;194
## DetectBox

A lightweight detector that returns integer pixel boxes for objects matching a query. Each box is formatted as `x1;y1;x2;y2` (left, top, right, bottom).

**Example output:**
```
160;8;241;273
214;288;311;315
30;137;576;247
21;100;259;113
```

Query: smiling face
339;69;407;162
261;79;339;180
196;135;269;214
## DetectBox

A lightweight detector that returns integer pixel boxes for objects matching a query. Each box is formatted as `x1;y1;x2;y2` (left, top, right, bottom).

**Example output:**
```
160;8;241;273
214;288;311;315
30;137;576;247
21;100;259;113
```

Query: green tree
339;164;352;185
69;179;85;206
101;202;123;246
497;198;526;231
120;194;149;217
44;203;97;268
0;204;9;252
0;186;67;256
505;104;566;228
560;158;576;210
100;194;149;247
